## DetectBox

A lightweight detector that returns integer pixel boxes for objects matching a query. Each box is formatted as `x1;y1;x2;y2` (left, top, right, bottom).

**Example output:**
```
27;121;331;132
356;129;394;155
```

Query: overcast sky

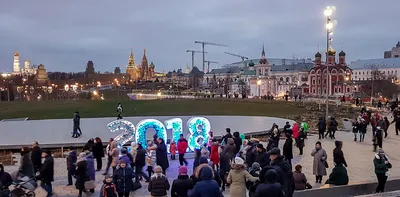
0;0;399;73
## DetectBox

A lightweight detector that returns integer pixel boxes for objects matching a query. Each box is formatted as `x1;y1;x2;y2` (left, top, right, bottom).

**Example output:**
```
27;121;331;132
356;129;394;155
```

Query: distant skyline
0;0;399;73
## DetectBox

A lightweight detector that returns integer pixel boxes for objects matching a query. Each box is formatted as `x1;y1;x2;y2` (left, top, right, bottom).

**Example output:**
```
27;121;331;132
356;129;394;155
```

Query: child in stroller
9;176;37;197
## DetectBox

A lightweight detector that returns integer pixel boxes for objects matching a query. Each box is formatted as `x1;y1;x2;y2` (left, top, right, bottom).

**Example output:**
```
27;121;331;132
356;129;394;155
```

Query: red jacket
177;139;188;154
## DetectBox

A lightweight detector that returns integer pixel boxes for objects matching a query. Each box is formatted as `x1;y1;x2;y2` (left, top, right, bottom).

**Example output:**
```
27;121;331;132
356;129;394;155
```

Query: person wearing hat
227;157;258;197
222;128;233;145
100;174;117;197
255;144;269;168
373;126;384;152
254;169;285;197
171;166;194;197
114;160;135;197
188;165;223;197
75;152;88;197
311;141;327;184
38;150;54;197
135;142;150;182
245;141;256;169
148;165;170;197
374;149;392;193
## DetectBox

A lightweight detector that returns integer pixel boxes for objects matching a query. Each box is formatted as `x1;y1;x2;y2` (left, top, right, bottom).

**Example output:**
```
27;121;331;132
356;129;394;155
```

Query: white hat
234;157;245;165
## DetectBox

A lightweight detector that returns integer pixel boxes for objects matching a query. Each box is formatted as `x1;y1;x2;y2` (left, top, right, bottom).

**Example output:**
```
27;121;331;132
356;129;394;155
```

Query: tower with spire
126;49;139;80
13;51;21;74
254;44;271;76
140;49;149;80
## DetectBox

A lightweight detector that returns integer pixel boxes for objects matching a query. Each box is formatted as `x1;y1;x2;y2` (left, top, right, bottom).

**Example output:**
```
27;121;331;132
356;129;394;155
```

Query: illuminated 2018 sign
107;117;211;151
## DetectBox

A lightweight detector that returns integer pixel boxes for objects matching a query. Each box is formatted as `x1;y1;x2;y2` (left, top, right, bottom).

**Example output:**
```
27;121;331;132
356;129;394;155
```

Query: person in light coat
227;157;258;197
147;140;157;179
311;141;327;184
109;141;120;172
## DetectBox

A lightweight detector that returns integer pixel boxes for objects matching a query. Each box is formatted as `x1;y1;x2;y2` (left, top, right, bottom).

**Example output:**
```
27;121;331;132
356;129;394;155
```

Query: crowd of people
1;110;396;197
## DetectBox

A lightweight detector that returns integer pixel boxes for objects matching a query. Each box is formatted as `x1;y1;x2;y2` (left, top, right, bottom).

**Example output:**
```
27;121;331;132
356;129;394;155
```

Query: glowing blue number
187;117;211;151
164;118;183;144
107;120;136;148
136;119;167;149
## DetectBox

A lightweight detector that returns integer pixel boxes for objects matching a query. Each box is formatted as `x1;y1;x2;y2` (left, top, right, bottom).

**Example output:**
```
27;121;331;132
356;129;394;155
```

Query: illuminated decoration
64;85;69;91
164;118;183;144
136;119;167;149
107;120;136;148
187;117;211;150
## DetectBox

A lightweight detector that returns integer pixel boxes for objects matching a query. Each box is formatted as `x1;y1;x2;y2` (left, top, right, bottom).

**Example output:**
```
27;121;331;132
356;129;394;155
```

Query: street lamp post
324;6;335;119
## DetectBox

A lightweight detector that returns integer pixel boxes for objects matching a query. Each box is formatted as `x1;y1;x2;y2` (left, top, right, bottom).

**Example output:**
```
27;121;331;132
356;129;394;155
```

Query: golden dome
14;51;19;56
326;46;336;55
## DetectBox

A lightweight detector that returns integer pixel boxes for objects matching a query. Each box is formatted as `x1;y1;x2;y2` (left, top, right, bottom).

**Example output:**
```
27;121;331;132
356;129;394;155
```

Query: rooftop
208;63;313;75
350;58;400;70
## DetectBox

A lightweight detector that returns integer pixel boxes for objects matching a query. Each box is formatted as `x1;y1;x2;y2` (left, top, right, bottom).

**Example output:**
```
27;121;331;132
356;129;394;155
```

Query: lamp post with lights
324;6;336;119
1;73;11;101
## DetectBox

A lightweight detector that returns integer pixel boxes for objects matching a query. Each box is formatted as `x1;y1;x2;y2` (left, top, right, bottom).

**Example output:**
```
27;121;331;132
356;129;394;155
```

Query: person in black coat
219;152;230;192
256;144;270;168
66;147;77;186
113;160;135;197
297;129;306;155
156;138;169;175
245;141;257;168
333;141;347;167
31;141;42;174
282;134;293;166
317;117;326;139
171;166;194;197
384;117;390;138
38;150;54;197
0;164;13;192
135;142;150;182
254;169;285;197
93;137;105;171
233;131;242;155
391;114;400;135
283;122;292;136
222;128;233;145
75;152;88;197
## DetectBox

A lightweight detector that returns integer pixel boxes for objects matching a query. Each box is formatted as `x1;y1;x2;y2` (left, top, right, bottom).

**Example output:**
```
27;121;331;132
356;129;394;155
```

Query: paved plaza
4;123;400;196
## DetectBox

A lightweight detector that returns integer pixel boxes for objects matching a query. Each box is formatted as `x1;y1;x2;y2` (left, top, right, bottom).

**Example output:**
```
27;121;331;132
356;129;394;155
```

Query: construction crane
194;41;228;72
186;50;207;70
204;60;219;73
224;52;249;62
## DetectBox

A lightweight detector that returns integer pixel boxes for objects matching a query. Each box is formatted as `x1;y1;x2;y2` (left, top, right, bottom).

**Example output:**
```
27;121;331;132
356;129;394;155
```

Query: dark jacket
317;119;326;131
19;153;35;178
135;145;146;168
325;164;349;186
75;160;88;190
219;153;231;175
329;119;338;131
31;146;42;169
333;148;347;167
148;174;170;197
374;154;392;175
171;175;194;197
261;156;294;197
245;146;257;167
100;181;118;197
93;141;105;158
283;138;293;160
247;169;260;197
189;167;223;197
156;140;170;170
66;150;77;172
293;171;307;190
255;170;285;197
256;149;270;168
0;164;13;190
233;133;242;155
84;140;94;152
39;155;54;183
222;133;232;145
86;152;96;181
296;131;306;148
113;166;135;193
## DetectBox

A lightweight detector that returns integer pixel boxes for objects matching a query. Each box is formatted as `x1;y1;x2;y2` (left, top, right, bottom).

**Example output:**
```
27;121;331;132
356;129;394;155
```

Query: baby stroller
10;177;37;197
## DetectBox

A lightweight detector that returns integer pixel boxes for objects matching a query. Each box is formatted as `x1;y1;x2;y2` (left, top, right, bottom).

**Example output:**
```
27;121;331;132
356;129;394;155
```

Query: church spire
127;49;136;67
261;43;265;57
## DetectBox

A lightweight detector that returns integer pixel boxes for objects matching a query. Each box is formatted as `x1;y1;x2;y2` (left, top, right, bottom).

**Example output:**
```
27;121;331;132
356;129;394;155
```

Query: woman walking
156;138;170;175
227;157;258;197
297;129;306;155
147;140;157;179
75;152;88;197
110;141;119;173
374;149;392;193
19;147;35;178
93;137;105;171
311;141;327;183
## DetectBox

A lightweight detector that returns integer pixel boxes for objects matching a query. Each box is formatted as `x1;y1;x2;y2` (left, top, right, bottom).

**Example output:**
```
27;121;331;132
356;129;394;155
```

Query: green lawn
0;99;306;120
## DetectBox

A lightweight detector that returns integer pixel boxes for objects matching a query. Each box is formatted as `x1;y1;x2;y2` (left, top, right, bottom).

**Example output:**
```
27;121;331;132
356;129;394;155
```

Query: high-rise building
85;61;95;74
13;52;21;74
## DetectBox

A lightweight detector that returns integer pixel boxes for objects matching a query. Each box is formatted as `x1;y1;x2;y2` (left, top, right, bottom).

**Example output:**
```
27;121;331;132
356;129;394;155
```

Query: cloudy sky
0;0;399;73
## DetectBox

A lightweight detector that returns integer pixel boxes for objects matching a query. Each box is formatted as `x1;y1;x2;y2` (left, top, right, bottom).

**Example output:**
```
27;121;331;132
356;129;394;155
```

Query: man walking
37;150;54;197
177;134;188;166
72;111;82;138
31;141;42;174
103;138;114;175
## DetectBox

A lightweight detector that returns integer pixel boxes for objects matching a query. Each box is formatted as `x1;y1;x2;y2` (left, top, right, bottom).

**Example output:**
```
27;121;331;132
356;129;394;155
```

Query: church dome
315;52;322;57
326;47;336;56
248;60;255;67
339;51;346;56
14;52;19;56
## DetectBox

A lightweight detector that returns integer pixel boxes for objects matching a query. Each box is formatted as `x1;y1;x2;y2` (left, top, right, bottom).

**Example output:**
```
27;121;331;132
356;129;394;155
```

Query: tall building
13;52;21;74
85;61;95;74
384;41;400;58
126;49;155;81
126;49;139;80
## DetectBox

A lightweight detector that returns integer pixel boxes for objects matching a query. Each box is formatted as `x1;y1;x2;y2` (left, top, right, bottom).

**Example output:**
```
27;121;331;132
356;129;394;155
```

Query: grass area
0;99;306;120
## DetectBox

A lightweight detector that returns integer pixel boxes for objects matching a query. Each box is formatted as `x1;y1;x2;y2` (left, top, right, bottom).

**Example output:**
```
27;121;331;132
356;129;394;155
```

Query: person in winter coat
110;141;120;172
292;123;299;145
130;142;138;167
0;164;13;192
254;169;285;197
93;137;105;171
256;144;270;168
38;150;54;197
352;119;359;141
282;133;293;166
19;147;35;178
283;122;292;136
148;165;170;197
210;138;220;170
359;119;367;142
192;158;222;187
245;141;256;169
31;141;42;174
104;138;114;175
374;149;392;193
271;128;280;148
188;165;223;197
325;163;349;186
333;141;347;167
293;165;311;190
233;131;242;155
147;140;157;178
227;157;258;197
311;141;327;183
200;143;210;159
391;114;400;135
119;148;132;166
83;149;95;193
75;152;88;197
171;166;194;197
265;148;294;197
247;162;261;197
156;138;170;175
384;117;390;138
219;151;230;192
100;175;118;197
169;140;177;160
327;117;338;139
66;147;77;186
177;134;189;166
223;138;236;161
317;117;326;139
221;128;233;145
113;160;135;197
297;129;306;155
192;148;201;172
135;142;150;182
373;127;384;152
84;138;95;152
72;111;82;138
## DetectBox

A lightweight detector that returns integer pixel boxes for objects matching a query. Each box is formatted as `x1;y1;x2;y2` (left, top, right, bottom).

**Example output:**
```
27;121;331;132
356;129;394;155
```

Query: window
312;80;315;85
392;71;394;74
280;77;283;81
286;77;290;82
318;79;321;84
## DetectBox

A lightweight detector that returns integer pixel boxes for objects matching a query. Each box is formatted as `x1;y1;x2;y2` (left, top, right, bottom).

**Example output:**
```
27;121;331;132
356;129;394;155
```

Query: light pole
324;6;335;119
1;73;11;101
257;79;262;97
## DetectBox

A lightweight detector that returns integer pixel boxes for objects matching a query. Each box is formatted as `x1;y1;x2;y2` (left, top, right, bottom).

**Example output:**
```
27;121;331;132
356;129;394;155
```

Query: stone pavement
4;123;400;197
